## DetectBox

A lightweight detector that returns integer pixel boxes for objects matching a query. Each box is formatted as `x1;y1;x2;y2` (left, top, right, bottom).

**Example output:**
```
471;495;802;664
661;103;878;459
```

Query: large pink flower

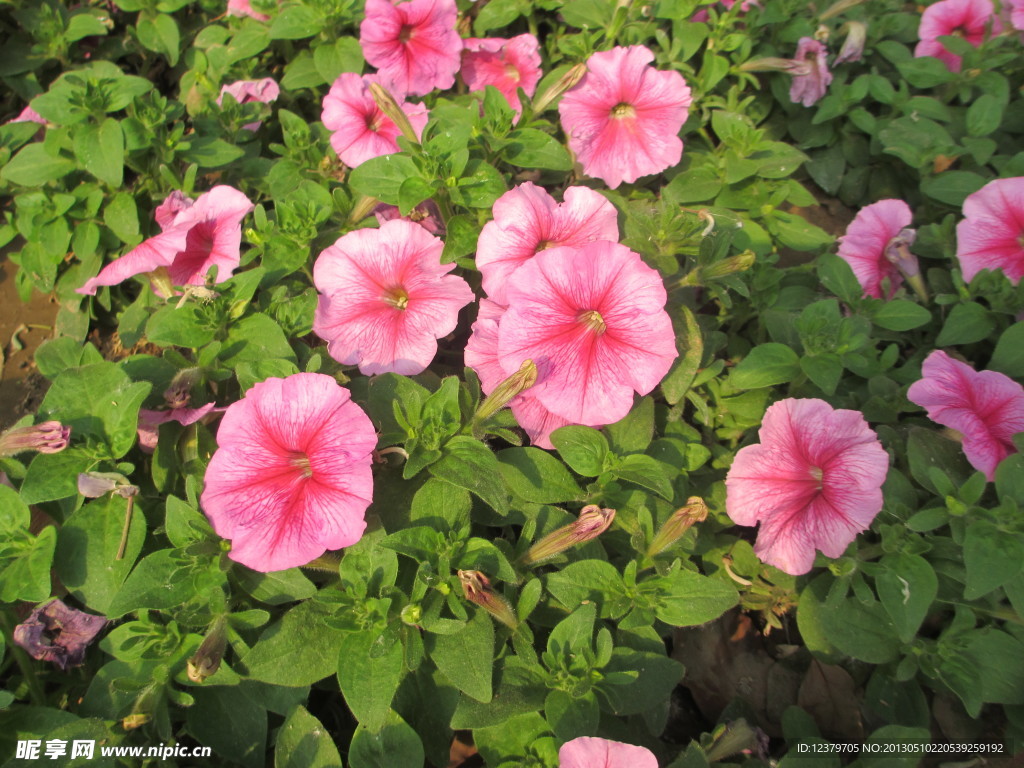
837;199;918;299
465;299;569;449
322;73;429;169
360;0;462;97
725;398;889;576
313;219;474;375
907;351;1024;481
955;177;1024;285
914;0;1002;72
559;738;658;768
559;45;692;189
476;183;619;304
461;35;543;115
497;242;677;426
78;186;254;295
201;373;376;572
789;37;832;107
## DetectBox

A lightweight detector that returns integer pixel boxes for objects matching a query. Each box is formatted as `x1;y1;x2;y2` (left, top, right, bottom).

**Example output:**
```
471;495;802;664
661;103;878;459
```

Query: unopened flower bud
647;497;708;557
473;359;538;427
835;21;867;64
531;63;587;113
0;421;70;457
458;570;519;629
884;228;928;301
703;250;756;280
187;616;228;683
369;82;420;145
348;194;381;224
520;505;616;566
739;58;812;75
813;24;830;42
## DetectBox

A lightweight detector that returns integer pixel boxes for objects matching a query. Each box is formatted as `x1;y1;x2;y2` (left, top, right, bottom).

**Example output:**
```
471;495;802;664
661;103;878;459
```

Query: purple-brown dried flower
13;600;107;671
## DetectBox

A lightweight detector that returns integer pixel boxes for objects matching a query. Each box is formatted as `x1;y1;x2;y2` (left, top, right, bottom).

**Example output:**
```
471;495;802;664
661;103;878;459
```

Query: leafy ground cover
1;0;1023;765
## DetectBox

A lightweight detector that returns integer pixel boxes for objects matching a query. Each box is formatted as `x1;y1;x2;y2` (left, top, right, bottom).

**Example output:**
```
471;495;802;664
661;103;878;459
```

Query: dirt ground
0;252;58;428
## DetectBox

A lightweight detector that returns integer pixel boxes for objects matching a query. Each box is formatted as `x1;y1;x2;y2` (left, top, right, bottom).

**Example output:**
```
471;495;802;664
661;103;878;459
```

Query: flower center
611;102;636;119
398;25;414;43
383;286;410;310
809;465;823;489
366;109;385;133
504;63;521;82
577;309;607;335
290;452;314;479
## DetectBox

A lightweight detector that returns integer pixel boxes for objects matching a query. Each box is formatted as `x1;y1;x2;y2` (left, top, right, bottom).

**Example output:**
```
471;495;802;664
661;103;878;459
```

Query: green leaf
800;355;842;396
612;454;676;500
0;487;55;603
425;608;494;703
988;322;1024;378
545;690;599;742
429;436;509;514
921;171;986;207
876;554;938;643
906;427;971;493
236;566;318;605
501;129;572;170
896;57;956;88
55;495;145;613
598;647;685;715
770;211;833;252
276;706;344;768
313;37;364;83
817;253;862;305
137;13;181;66
649;569;739;627
245;601;345;687
337;629;406;731
348;710;424;768
105;548;197;617
20;448;97;505
935;302;994;345
938;629;1024;717
270;5;321;39
497;447;580;504
604;397;654;454
450;159;507;209
349;154;422;205
180;136;246;168
820;594;900;664
187;687;267;768
104;192;140;243
871;300;931;331
73;118;124;186
965;93;1004;137
962;520;1024;600
545;560;631;619
729;343;801;389
1;143;75;186
220;314;297;367
551;426;609;477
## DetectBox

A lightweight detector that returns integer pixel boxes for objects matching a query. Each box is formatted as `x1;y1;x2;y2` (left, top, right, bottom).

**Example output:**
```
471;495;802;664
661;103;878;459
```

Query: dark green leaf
425;608;494;703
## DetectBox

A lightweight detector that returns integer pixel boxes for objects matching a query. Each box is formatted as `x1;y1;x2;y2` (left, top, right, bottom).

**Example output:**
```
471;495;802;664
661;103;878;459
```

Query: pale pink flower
201;373;376;572
476;183;619;305
461;35;543;115
137;404;220;454
78;186;254;295
907;351;1024;481
360;0;462;97
955;177;1024;285
374;200;445;236
322;73;429;169
915;0;1002;72
726;398;889;575
6;105;46;125
559;45;692;189
559;737;659;768
227;0;271;21
789;37;832;107
837;199;918;299
313;219;474;375
217;78;280;130
497;242;677;426
464;299;569;448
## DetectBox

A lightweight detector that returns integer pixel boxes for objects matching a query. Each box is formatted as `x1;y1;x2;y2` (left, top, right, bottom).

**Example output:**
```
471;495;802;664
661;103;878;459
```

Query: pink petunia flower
955;177;1024;285
217;78;280;130
360;0;462;97
6;105;46;125
725;398;889;576
227;0;271;21
322;73;429;169
313;219;474;375
907;351;1024;481
78;186;255;296
201;373;376;572
476;182;620;305
914;0;1002;72
465;299;569;448
559;45;692;189
559;738;659;768
497;242;677;426
461;35;543;115
789;37;832;107
837;199;919;299
1010;0;1024;30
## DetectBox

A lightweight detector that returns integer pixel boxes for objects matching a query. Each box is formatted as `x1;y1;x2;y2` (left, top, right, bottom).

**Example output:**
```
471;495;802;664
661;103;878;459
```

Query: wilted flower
476;182;620;305
559;45;692;189
461;35;543;115
907;351;1024;481
187;616;228;683
77;471;128;498
914;0;1001;72
837;199;922;299
725;398;889;575
200;373;377;572
137;404;220;454
0;421;70;457
559;737;658;768
217;78;280;130
955;177;1024;285
835;20;867;64
322;73;429;169
78;186;254;296
374;200;445;236
313;219;474;375
13;600;107;671
519;505;615;565
458;570;518;629
789;37;832;107
497;242;678;427
360;0;462;97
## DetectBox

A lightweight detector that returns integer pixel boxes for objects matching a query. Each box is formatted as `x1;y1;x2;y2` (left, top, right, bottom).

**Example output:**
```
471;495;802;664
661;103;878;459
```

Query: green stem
0;610;46;706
